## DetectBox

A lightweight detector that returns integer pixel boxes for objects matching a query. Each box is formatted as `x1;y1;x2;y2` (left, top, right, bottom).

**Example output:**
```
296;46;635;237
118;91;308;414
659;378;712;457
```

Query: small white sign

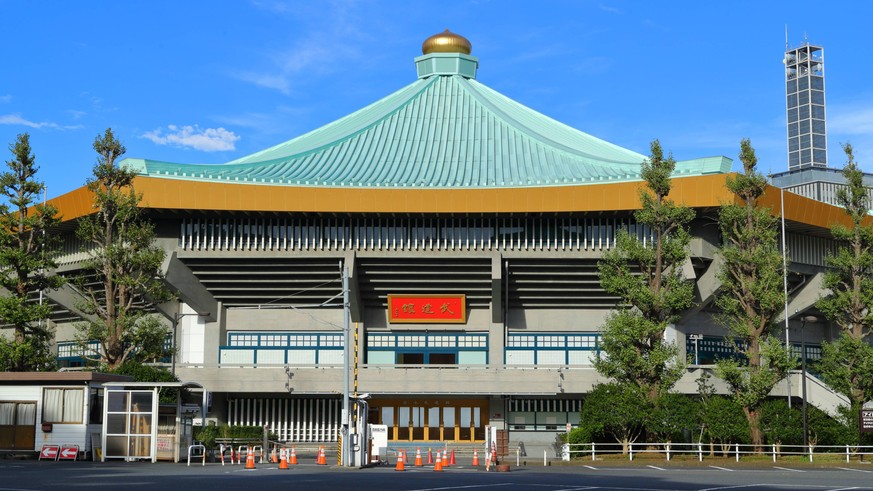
368;424;388;461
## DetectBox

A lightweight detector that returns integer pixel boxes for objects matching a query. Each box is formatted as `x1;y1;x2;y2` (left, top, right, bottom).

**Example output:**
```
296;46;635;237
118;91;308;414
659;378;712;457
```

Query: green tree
578;382;649;454
700;395;749;455
110;361;179;403
816;143;873;408
74;129;173;369
596;140;695;407
816;337;873;447
714;139;794;450
649;393;700;443
760;399;802;449
0;133;63;371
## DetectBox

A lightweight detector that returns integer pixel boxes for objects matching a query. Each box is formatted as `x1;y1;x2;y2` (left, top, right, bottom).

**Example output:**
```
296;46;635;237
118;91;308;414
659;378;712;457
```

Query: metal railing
562;442;873;463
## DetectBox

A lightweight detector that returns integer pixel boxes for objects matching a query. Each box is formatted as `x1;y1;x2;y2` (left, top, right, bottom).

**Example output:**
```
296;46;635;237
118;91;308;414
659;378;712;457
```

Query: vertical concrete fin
346;251;362;322
491;254;503;324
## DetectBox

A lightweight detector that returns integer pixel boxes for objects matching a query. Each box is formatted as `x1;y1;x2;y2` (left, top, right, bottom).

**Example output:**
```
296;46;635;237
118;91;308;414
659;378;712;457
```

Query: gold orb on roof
422;29;472;55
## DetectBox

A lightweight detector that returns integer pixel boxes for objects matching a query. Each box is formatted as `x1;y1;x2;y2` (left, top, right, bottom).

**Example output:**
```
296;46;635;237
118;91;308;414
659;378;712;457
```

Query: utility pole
341;266;350;466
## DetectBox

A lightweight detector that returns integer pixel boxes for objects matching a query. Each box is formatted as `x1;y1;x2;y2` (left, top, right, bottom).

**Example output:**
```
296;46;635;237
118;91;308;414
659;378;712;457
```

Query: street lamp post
172;311;210;377
799;314;817;450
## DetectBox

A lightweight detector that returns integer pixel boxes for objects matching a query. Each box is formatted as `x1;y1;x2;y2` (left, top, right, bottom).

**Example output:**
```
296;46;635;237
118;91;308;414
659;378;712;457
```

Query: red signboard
58;445;79;461
39;445;59;461
388;295;466;324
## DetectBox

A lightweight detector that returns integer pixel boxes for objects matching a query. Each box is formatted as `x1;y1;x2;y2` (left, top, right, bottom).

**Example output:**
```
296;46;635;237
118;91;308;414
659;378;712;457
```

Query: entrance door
0;402;36;451
371;398;487;442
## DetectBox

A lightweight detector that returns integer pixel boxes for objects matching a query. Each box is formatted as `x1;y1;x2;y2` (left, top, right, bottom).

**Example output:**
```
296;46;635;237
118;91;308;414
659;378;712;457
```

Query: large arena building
16;31;853;455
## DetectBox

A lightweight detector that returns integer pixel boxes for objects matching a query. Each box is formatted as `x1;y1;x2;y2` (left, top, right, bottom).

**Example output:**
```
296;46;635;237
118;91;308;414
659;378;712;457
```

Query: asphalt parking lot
3;458;873;491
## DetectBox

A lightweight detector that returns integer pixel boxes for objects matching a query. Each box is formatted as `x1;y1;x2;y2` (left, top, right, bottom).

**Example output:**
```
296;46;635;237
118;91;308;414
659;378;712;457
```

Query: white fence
562;442;873;463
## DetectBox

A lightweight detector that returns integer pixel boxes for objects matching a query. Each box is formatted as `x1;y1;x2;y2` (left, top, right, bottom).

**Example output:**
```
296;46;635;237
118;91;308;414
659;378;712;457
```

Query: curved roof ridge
459;77;646;166
225;77;436;166
127;66;732;188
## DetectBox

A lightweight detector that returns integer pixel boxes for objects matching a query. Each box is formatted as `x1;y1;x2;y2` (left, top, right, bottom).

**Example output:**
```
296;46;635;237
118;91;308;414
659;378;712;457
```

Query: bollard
592;442;596;461
516;447;520;466
697;442;702;462
735;443;739;462
772;444;776;463
543;449;547;467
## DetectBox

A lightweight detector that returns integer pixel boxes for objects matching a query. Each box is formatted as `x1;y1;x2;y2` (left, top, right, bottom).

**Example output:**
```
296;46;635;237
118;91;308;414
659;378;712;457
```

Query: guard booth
100;382;207;463
0;372;133;458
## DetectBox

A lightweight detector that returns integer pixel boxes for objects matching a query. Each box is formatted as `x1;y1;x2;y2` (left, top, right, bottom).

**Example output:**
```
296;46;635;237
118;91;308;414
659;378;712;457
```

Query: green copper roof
125;52;731;188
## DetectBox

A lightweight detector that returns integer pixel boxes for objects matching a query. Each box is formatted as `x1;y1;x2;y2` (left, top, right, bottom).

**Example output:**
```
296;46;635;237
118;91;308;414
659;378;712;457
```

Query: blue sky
2;0;872;198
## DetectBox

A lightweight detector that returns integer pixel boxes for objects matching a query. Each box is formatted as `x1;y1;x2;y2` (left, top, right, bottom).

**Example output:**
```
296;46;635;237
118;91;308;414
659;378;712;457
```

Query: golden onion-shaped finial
422;29;472;55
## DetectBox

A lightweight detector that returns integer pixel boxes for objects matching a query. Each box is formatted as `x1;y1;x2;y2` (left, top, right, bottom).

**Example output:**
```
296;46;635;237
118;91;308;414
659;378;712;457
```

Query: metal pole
172;313;179;377
801;316;809;449
781;189;791;408
342;267;350;467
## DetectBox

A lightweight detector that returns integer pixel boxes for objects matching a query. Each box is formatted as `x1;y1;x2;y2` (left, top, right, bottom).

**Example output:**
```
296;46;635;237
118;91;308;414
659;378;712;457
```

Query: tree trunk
744;406;764;452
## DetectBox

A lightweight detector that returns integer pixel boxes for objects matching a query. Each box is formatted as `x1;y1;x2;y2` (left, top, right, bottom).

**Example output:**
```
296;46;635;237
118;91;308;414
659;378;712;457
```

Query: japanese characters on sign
861;409;873;433
387;294;466;324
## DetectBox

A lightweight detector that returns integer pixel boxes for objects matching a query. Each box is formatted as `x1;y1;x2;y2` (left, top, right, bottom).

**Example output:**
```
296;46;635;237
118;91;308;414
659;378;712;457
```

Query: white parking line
827;487;860;491
773;466;805;472
583;465;598;470
646;465;666;471
838;467;873;473
406;484;516;491
709;465;734;471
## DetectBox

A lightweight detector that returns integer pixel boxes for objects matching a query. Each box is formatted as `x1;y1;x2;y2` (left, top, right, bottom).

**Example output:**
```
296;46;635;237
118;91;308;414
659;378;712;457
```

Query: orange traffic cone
434;450;443;472
395;449;406;471
414;447;423;466
443;448;449;466
449;449;456;466
245;447;256;469
289;446;298;465
427;448;433;464
271;445;278;463
472;449;479;466
317;446;326;465
279;448;289;470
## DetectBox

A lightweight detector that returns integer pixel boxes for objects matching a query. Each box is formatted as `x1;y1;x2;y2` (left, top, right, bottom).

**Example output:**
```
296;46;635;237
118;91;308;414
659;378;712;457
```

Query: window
43;388;84;424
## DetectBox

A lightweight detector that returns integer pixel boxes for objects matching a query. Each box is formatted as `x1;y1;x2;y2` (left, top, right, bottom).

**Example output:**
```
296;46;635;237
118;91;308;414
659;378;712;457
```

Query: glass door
104;390;156;461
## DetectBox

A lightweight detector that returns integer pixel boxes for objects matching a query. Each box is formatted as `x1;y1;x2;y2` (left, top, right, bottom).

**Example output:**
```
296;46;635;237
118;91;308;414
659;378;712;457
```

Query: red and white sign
58;445;79;461
387;294;466;324
39;445;59;461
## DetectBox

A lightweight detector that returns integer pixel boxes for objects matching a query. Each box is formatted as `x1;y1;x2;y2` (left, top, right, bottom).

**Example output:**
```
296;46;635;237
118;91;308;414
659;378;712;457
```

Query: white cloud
829;103;873;135
598;3;623;14
234;2;365;94
0;95;11;103
67;110;87;120
826;99;873;170
142;125;240;152
0;113;82;130
236;73;292;95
